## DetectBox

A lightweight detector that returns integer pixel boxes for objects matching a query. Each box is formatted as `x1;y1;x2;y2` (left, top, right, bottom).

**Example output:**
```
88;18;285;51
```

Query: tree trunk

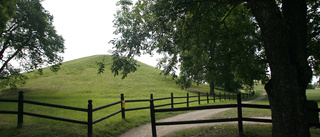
224;80;230;92
209;82;215;95
247;0;312;136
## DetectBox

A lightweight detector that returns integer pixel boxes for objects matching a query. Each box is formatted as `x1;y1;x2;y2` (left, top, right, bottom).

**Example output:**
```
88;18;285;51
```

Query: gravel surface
120;93;268;137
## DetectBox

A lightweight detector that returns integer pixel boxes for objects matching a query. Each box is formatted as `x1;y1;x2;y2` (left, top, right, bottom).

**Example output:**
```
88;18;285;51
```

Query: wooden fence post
150;94;153;100
229;93;230;100
88;100;93;137
224;92;226;101
237;94;244;137
198;92;200;105
150;99;157;137
171;93;174;108
187;93;189;107
207;93;209;103
219;92;221;102
121;94;125;119
18;91;24;127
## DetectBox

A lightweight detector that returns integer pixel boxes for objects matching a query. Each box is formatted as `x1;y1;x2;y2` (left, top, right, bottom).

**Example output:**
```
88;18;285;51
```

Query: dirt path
120;93;268;137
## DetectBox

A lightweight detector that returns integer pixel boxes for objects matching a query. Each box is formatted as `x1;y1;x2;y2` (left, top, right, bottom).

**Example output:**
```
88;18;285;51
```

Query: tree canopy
108;0;320;136
0;0;65;88
108;0;267;93
0;0;16;31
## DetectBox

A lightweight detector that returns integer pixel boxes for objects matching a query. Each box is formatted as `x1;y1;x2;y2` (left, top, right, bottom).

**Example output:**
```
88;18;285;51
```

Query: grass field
167;86;320;137
0;55;254;137
1;55;318;136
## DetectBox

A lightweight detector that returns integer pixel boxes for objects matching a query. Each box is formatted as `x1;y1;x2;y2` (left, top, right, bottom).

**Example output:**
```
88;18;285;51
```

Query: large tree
175;4;266;92
0;0;65;88
108;0;320;136
246;0;316;136
109;0;267;94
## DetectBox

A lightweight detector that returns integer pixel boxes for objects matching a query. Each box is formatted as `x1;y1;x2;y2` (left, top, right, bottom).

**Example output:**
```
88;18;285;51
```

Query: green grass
169;85;320;137
164;124;320;137
0;55;254;137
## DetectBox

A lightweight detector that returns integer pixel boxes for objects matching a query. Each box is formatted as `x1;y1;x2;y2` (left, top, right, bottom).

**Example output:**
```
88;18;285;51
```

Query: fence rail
149;94;319;137
0;91;254;137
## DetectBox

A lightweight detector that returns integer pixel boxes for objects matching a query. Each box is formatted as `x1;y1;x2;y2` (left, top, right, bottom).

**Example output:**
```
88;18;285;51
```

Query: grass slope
1;55;236;137
2;55;193;99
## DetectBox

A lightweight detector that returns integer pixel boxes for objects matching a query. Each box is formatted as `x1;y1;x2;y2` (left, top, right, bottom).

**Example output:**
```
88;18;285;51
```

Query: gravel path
120;93;268;137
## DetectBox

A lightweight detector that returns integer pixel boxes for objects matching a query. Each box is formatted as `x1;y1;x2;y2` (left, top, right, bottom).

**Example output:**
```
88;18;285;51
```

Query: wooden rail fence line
0;91;254;137
149;94;320;137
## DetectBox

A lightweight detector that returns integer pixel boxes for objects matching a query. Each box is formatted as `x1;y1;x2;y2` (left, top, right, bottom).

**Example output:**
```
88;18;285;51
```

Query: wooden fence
150;94;320;137
0;91;253;137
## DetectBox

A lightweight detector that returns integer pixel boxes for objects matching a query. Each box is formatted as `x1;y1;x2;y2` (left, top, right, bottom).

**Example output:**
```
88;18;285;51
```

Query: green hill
1;55;210;100
0;55;215;137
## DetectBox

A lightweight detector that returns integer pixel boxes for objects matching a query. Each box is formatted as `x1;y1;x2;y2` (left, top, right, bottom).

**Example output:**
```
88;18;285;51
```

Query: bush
307;84;316;89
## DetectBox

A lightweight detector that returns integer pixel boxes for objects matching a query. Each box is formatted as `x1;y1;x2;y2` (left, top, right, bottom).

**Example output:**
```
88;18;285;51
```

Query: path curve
120;93;268;137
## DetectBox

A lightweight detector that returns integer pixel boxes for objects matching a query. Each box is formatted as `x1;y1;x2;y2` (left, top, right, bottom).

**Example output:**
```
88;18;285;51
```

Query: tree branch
0;48;21;74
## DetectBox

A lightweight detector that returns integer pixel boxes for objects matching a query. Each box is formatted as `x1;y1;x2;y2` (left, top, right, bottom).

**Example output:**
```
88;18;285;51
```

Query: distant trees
108;0;267;94
307;0;320;79
0;0;65;88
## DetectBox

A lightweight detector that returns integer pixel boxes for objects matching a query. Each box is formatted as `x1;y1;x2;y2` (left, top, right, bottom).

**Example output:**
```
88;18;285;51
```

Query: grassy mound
0;55;222;137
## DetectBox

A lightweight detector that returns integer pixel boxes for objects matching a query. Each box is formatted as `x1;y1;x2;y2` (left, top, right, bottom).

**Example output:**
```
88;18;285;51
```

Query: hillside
0;55;250;137
0;55;210;102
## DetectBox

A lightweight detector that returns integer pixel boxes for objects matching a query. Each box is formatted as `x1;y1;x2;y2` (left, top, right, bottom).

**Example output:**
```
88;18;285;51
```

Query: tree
245;0;317;136
307;0;320;79
175;4;266;93
108;0;320;136
109;0;267;94
0;0;17;31
0;0;65;88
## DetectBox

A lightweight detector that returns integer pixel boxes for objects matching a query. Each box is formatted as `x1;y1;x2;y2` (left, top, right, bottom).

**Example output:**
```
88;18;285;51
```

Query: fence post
121;94;125;119
237;94;244;137
18;91;24;127
219;92;221;102
187;93;189;107
224;92;226;101
88;100;93;137
171;93;174;108
207;93;209;103
150;99;157;137
198;92;200;105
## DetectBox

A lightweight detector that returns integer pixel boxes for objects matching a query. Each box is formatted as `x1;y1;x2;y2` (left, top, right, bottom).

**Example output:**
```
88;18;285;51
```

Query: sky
41;0;160;67
41;0;319;83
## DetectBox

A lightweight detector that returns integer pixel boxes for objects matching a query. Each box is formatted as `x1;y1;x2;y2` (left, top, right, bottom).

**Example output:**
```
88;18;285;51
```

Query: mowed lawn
0;55;249;137
166;87;320;137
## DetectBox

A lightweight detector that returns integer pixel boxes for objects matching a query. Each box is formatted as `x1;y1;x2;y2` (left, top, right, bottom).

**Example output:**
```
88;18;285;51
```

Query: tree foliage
307;0;320;78
0;0;65;88
109;0;267;93
0;0;17;31
108;0;320;136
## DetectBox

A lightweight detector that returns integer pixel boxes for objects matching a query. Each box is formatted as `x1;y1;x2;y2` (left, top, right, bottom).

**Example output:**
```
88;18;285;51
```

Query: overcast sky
41;0;160;67
41;0;318;83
